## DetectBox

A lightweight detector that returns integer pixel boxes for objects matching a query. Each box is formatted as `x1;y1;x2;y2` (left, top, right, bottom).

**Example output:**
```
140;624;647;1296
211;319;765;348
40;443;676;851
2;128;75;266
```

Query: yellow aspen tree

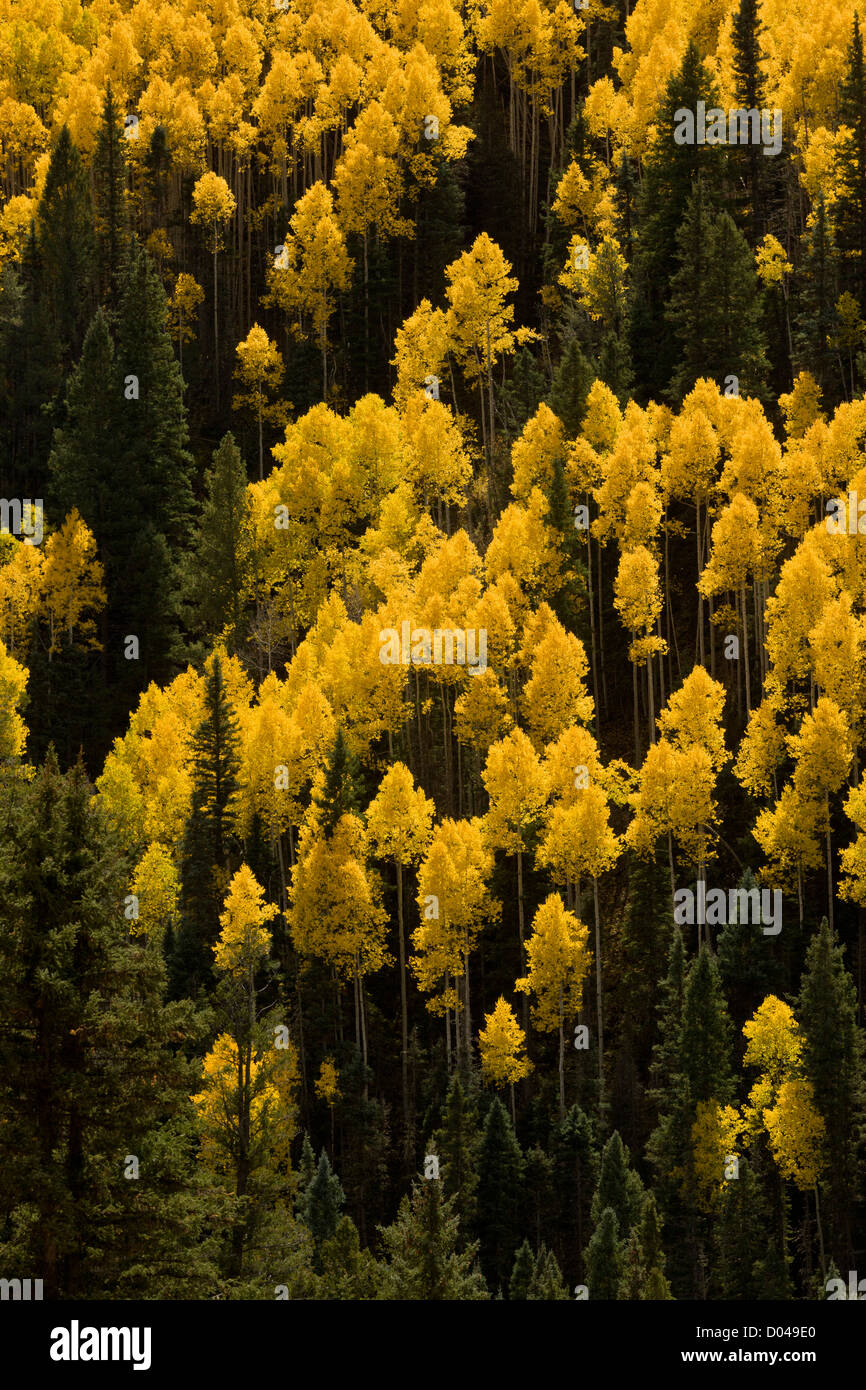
443;232;536;469
484;492;564;620
478;996;532;1124
627;738;718;927
129;842;179;942
698;492;764;715
520;606;594;748
454;667;513;760
753;786;825;928
787;698;854;929
237;689;296;905
366;762;434;1125
264;181;352;401
391;299;451;409
41;508;106;658
0;539;44;656
510;402;567;503
290;809;389;1077
742;996;826;1250
0;636;28;760
167;272;204;378
735;697;787;800
536;782;619;1113
515;892;590;1117
808;592;866;743
233;324;288;480
482;726;548;1023
691;1101;743;1212
191;863;292;1274
613;544;665;760
400;393;472;513
413;816;496;1066
189;170;236;408
661;399;721;668
764;533;838;713
778;371;824;441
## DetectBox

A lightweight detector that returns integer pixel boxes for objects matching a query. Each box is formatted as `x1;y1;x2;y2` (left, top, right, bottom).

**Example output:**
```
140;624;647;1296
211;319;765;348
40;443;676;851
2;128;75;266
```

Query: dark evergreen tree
679;944;735;1104
527;1245;569;1299
475;1096;525;1294
185;432;251;651
92;83;129;305
585;1206;622;1299
509;1240;536;1299
0;754;220;1298
35;126;96;362
729;0;774;243
317;1214;380;1298
648;926;687;1109
551;1103;598;1285
313;728;363;838
630;44;725;400
378;1178;488;1299
717;867;782;1026
172;656;241;998
547;336;593;437
295;1131;317;1209
796;918;865;1270
617;1226;649;1299
836;15;866;305
299;1151;345;1259
0;249;63;501
715;1157;772;1298
49;240;194;746
667;190;769;403
793;198;842;401
501;346;546;438
590;1130;645;1236
430;1074;481;1238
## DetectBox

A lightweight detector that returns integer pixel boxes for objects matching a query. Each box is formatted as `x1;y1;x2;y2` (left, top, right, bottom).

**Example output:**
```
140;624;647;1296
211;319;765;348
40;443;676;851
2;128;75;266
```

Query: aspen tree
515;892;590;1117
366;762;434;1127
482;726;548;1028
190;170;236;407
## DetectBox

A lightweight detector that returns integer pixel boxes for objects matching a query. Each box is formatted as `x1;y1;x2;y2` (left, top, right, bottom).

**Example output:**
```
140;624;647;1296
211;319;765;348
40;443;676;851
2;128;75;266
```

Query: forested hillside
1;0;865;1303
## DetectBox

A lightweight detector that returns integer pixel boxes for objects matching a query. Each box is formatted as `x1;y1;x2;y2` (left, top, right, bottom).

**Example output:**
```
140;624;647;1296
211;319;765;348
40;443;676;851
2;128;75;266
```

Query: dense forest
0;0;865;1304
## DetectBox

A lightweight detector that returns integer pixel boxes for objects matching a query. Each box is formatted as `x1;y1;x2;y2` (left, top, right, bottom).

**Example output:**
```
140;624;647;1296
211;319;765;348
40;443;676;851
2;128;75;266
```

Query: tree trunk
396;857;409;1134
592;876;604;1118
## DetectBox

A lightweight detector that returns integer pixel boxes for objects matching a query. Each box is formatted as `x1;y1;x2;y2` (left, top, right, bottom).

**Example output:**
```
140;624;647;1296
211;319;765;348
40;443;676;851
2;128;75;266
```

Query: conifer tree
551;1105;598;1286
715;1158;771;1298
430;1075;481;1237
796;919;865;1270
92;83;129;305
730;0;772;243
35;126;96;361
378;1178;488;1299
313;728;363;838
630;44;725;398
476;1096;525;1294
585;1206;622;1299
186;432;251;650
300;1151;346;1258
667;191;768;403
0;753;219;1298
509;1239;535;1299
590;1130;645;1237
527;1246;569;1299
717;868;782;1024
173;656;242;998
836;15;866;305
793;199;842;400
